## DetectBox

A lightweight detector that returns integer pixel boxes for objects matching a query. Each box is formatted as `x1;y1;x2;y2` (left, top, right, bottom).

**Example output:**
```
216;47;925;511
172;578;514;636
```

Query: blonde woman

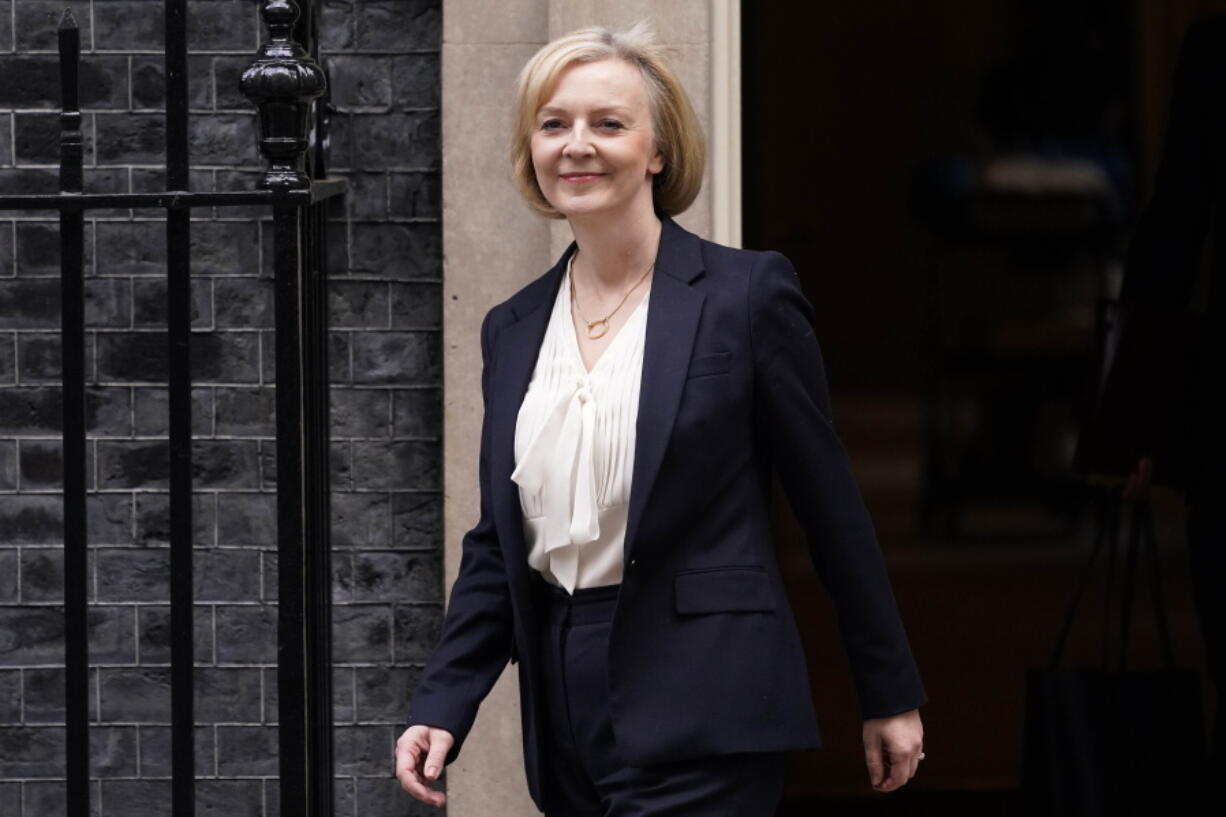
396;21;926;815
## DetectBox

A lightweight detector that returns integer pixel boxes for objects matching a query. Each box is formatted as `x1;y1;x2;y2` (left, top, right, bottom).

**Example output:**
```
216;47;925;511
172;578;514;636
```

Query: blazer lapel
487;247;571;586
622;216;705;565
486;213;707;585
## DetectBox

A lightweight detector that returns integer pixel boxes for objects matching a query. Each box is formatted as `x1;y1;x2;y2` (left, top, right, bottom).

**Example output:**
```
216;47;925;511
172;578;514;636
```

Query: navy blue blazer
405;212;927;810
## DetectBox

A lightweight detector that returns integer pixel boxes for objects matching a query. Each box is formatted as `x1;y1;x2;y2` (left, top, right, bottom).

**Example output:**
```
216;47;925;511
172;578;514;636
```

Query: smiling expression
530;58;666;220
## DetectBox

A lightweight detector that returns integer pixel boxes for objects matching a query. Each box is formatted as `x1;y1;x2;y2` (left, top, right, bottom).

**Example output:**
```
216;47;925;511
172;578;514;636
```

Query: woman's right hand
395;724;455;808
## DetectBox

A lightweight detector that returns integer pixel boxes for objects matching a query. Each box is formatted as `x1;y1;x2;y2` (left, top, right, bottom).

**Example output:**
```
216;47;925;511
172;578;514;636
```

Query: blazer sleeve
404;307;514;766
749;250;928;720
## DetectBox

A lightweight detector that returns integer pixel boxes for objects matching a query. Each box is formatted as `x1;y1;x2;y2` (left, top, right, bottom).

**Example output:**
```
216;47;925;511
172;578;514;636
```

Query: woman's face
530;58;665;221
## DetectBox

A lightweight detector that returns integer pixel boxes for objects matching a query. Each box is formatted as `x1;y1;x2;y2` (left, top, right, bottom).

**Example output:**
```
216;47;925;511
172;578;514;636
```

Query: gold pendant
586;319;609;339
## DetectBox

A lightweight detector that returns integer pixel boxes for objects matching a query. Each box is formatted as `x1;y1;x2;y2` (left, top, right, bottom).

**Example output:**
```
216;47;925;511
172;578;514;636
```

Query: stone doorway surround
440;0;741;812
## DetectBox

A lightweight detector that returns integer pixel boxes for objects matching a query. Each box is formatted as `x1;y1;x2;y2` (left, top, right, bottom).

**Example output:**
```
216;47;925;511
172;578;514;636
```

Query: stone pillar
440;2;549;815
441;2;737;813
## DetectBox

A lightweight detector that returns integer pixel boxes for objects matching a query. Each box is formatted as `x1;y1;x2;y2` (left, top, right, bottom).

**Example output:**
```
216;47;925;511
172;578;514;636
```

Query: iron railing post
243;3;334;816
57;11;89;817
164;2;196;816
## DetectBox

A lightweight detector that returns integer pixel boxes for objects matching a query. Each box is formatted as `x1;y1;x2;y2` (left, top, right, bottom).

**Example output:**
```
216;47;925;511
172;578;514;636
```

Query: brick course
0;2;444;815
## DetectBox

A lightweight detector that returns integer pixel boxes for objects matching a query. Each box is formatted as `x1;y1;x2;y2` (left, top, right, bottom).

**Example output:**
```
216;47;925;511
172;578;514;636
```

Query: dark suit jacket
405;212;927;810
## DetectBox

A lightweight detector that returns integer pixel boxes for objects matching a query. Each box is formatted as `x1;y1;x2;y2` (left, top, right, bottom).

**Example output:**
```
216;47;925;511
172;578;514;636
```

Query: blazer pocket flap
686;351;732;378
674;567;776;614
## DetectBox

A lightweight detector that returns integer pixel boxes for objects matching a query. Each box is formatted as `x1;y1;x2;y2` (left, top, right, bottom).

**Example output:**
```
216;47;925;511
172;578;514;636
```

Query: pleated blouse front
510;252;650;595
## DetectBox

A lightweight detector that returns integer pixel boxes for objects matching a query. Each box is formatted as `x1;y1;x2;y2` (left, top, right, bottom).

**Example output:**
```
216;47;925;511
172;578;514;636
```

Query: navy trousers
532;572;790;817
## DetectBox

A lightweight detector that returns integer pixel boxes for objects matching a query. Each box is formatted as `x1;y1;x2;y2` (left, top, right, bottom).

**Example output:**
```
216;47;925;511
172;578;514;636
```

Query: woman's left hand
862;708;924;792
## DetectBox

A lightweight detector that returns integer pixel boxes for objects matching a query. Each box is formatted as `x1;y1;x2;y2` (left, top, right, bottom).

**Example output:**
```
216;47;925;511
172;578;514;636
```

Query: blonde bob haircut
510;20;707;219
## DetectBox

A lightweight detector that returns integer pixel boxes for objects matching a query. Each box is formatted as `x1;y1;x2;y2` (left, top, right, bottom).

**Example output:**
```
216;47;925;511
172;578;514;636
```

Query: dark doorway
743;3;1211;813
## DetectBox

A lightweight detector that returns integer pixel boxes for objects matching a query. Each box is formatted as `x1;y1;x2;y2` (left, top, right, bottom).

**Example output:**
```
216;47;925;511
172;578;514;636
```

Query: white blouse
510;252;650;595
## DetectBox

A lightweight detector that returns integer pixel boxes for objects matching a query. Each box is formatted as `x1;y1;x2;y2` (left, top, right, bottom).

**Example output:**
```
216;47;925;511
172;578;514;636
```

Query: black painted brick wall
0;2;443;815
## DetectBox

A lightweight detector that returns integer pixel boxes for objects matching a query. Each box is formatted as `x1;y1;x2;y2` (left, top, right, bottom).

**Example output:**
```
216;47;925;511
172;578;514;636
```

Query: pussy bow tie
510;370;601;593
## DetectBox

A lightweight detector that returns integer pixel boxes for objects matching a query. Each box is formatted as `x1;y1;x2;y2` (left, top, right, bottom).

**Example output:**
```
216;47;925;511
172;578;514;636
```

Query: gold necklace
569;249;654;340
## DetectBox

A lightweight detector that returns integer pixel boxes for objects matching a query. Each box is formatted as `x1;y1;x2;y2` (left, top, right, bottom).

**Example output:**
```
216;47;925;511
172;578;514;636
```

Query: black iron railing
0;2;345;816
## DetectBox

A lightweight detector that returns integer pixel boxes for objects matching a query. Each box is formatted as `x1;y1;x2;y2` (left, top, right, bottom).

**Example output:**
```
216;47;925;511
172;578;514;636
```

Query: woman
396;21;927;815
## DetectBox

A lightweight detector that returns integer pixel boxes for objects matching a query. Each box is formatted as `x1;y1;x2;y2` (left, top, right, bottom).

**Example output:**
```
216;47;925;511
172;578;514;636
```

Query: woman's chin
554;195;647;222
555;200;611;220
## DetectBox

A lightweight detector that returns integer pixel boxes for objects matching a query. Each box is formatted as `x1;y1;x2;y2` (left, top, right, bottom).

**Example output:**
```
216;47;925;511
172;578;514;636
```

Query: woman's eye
538;118;621;131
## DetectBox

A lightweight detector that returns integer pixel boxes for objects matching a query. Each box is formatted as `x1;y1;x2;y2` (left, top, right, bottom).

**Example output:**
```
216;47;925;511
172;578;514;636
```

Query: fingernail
426;765;437;779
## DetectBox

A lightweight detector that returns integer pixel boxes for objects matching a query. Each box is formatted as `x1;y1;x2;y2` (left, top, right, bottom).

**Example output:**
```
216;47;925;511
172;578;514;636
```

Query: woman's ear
649;147;665;177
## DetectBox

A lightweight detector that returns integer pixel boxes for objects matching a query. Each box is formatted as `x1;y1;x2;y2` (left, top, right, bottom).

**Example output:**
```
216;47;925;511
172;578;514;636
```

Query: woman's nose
562;124;595;157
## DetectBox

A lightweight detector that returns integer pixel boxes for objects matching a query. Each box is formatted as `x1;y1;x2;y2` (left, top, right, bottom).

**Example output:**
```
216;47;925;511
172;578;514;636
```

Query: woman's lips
561;173;605;183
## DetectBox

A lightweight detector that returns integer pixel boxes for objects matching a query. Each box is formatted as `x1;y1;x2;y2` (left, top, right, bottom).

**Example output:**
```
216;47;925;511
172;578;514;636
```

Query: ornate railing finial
240;0;327;191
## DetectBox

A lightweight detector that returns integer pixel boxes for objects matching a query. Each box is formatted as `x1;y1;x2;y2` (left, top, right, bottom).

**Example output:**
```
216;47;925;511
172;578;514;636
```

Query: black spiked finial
58;7;77;30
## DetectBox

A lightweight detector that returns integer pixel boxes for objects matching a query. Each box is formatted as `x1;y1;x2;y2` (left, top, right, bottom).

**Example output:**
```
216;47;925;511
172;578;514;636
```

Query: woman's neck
567;206;663;298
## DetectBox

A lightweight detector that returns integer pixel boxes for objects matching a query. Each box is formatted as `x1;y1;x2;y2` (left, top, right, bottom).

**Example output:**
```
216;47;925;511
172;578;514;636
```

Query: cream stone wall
439;1;737;813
